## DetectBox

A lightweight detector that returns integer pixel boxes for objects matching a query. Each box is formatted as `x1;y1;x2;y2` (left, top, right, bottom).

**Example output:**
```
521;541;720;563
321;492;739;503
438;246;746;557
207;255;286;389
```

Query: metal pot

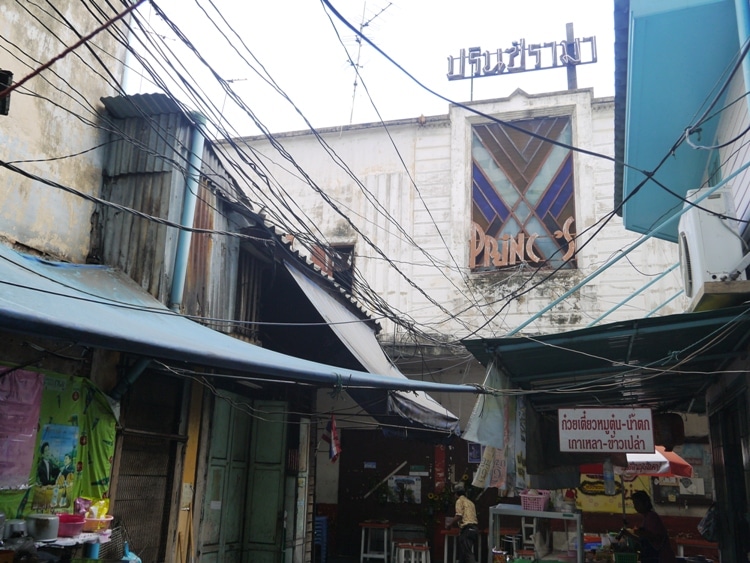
25;514;59;541
3;519;26;539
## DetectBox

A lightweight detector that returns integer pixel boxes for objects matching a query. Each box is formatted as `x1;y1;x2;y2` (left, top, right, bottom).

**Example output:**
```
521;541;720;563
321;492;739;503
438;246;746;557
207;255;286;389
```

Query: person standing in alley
446;482;479;563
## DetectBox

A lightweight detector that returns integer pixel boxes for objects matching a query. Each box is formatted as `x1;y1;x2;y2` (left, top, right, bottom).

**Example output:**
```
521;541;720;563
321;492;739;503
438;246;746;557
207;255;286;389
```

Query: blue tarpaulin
0;245;481;396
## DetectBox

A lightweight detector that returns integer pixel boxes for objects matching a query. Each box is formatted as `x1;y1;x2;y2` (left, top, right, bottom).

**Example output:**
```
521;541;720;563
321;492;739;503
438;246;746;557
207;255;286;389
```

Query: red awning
581;446;692;478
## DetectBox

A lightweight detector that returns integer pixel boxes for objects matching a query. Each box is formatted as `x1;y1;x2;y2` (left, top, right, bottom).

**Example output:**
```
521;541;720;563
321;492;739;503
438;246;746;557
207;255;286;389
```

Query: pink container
58;513;85;537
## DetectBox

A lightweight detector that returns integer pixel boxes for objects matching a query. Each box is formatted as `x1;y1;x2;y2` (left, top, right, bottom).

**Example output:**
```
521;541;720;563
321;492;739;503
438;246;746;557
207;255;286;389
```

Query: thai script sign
558;408;654;453
447;36;597;81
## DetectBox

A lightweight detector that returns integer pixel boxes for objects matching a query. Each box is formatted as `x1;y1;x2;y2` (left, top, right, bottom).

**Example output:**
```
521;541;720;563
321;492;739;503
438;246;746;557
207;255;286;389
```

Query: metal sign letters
447;35;597;81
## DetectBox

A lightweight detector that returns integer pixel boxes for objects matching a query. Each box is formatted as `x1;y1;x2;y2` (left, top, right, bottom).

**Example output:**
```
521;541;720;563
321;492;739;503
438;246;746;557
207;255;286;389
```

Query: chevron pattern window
470;115;577;271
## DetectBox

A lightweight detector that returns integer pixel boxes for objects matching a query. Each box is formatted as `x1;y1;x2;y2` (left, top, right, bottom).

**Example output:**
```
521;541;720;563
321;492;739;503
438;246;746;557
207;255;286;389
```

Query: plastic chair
395;542;431;563
314;515;328;563
390;524;428;562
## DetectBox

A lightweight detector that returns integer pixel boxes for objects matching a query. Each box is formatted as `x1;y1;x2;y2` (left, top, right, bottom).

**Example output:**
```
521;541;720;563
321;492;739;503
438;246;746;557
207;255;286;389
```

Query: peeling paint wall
0;3;127;261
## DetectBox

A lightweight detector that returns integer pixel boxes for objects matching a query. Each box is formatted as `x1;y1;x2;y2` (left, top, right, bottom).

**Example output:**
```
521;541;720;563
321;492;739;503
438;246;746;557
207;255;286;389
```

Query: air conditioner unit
678;187;745;300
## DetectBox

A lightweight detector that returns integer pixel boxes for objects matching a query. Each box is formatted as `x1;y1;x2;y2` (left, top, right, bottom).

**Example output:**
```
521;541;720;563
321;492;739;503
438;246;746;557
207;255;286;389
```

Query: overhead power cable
0;158;273;245
116;0;680;342
319;0;701;335
4;1;692;344
160;0;498;332
456;35;750;334
23;1;750;388
138;1;477;335
120;0;628;341
319;3;495;331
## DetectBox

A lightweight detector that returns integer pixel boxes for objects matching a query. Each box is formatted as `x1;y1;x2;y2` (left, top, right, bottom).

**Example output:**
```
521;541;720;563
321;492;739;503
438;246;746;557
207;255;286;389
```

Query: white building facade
226;88;682;353
222;86;686;516
221;85;680;442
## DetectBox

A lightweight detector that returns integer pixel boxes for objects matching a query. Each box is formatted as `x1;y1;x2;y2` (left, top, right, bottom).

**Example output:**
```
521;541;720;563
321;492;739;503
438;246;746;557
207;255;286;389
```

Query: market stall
0;371;118;559
581;446;693;517
489;501;584;563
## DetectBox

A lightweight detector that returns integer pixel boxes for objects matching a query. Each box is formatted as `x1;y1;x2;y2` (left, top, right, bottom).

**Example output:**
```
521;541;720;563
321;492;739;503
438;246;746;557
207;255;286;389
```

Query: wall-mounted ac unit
678;187;745;300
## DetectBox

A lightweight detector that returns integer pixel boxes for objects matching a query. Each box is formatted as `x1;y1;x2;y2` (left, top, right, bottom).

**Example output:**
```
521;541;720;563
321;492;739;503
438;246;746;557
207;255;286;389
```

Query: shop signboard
558;408;654;453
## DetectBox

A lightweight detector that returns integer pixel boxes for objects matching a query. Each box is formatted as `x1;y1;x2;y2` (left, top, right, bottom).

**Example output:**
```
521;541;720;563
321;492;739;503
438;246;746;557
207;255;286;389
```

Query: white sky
128;0;615;135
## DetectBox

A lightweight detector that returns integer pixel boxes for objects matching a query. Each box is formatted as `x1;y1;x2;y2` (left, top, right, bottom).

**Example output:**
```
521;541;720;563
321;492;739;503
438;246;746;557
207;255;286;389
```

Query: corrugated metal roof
463;304;750;414
98;93;376;325
101;93;184;119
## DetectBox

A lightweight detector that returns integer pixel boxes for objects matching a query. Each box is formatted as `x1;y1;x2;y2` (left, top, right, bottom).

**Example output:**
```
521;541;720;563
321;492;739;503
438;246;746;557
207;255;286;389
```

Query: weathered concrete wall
0;2;127;261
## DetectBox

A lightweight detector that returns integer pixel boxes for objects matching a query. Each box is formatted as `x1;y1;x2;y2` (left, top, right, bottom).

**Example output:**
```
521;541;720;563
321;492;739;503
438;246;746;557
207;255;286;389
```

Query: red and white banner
322;414;341;463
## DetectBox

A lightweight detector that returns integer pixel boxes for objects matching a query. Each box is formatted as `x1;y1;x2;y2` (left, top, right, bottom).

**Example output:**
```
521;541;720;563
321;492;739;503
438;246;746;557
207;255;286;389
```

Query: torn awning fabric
0;245;482;396
284;260;461;439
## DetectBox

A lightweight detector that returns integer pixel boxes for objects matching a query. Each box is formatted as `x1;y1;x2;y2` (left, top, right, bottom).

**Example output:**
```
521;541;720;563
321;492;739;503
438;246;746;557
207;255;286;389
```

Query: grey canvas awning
284;260;461;437
0;245;481;396
463;304;750;414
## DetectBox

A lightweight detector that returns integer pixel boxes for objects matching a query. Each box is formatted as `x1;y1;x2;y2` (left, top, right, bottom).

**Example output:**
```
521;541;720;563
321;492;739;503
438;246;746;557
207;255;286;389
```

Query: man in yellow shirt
446;482;479;563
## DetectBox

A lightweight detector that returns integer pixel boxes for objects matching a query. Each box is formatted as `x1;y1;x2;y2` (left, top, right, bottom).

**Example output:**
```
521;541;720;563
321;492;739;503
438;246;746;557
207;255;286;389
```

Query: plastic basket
520;490;550;511
58;513;85;537
83;514;113;532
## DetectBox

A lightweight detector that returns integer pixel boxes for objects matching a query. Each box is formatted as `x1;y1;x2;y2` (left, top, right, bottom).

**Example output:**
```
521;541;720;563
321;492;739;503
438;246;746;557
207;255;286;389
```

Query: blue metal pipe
109;357;151;401
645;290;685;318
586;263;680;327
169;112;206;312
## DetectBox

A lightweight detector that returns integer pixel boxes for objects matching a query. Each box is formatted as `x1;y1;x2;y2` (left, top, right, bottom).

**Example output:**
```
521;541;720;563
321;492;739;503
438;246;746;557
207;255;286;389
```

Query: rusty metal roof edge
99;93;379;327
100;92;186;120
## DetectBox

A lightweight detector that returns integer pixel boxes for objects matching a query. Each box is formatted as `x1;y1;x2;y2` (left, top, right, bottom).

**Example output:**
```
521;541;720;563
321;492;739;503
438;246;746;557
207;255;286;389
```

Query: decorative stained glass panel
470;116;576;271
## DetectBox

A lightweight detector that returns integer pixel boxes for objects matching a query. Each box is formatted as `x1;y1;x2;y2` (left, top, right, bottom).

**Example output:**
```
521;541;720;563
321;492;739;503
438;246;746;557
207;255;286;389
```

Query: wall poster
0;370;43;490
387;476;422;504
652;442;713;506
577;473;651;514
0;370;117;517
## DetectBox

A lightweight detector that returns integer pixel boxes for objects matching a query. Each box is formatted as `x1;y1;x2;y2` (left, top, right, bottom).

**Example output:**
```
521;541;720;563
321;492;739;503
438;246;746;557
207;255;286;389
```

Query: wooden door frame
194;392;290;562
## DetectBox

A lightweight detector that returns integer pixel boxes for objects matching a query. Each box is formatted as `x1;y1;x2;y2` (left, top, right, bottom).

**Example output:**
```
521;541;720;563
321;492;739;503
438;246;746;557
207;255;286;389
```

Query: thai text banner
558;408;654;453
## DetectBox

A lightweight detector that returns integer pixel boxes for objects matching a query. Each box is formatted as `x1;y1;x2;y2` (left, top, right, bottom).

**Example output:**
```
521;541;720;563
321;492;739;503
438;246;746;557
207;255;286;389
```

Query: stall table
489;504;583;563
35;530;113;561
675;537;719;558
